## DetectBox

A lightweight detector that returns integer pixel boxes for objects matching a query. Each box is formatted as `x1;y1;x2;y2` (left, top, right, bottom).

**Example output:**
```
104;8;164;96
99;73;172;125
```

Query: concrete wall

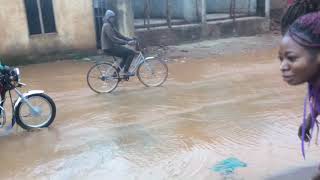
206;0;257;14
133;0;198;21
270;0;286;19
136;17;270;46
107;0;135;37
133;0;166;18
0;0;96;58
271;0;286;9
133;0;257;20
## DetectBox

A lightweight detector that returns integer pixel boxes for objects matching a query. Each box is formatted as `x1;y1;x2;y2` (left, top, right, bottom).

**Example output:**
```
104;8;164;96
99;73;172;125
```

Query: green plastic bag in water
212;157;247;175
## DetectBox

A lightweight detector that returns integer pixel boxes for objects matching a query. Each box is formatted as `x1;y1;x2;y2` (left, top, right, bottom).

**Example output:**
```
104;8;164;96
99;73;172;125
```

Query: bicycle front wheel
87;63;119;93
137;58;168;87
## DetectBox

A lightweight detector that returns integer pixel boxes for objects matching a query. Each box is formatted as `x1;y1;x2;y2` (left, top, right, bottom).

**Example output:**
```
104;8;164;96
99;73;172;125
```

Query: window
25;0;57;35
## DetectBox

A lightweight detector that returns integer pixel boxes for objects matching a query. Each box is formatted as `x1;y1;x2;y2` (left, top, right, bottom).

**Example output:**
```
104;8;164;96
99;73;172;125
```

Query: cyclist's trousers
104;46;135;72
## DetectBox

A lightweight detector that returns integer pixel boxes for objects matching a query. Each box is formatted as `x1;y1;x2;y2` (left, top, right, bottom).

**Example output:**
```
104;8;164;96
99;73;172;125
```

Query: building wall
0;0;96;57
271;0;286;9
115;0;135;36
136;17;270;46
133;0;257;20
133;0;198;21
206;0;257;14
270;0;286;19
133;0;177;18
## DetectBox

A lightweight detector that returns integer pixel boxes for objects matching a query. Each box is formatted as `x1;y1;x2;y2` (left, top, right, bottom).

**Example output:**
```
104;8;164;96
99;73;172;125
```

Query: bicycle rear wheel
137;58;168;87
87;63;119;93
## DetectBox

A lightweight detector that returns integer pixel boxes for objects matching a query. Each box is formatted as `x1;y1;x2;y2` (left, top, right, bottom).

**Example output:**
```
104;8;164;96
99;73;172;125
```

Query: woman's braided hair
288;12;320;47
281;0;320;35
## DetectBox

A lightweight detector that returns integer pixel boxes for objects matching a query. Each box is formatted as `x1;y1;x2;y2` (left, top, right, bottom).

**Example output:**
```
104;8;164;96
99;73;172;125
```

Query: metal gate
93;0;107;49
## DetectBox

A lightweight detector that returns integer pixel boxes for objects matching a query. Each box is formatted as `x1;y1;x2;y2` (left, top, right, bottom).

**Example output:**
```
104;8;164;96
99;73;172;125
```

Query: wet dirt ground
0;34;320;180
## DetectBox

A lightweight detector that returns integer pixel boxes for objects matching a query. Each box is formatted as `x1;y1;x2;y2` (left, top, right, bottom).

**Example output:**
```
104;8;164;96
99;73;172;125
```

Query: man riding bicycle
101;10;136;77
87;15;168;93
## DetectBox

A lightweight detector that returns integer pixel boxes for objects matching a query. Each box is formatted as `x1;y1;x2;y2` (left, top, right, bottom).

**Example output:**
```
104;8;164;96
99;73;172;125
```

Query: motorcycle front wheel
15;93;56;130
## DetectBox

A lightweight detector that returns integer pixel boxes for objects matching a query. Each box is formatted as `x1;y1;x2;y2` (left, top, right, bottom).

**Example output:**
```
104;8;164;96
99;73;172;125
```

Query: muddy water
0;50;319;180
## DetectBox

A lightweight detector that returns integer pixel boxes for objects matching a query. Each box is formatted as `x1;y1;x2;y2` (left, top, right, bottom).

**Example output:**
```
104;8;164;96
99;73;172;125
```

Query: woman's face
279;35;320;85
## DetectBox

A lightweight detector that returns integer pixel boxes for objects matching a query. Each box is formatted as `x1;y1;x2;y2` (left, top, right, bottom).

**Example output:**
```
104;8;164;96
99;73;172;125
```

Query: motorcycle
0;66;56;130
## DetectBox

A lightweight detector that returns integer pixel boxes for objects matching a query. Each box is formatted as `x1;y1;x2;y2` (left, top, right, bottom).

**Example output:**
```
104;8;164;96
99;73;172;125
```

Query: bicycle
87;40;169;93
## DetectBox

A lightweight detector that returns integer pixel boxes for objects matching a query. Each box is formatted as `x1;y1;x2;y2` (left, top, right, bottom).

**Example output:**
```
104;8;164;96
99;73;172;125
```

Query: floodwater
0;50;319;180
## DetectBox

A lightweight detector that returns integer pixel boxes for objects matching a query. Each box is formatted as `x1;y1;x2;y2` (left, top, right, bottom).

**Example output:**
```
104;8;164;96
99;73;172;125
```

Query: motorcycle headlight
14;68;20;76
11;68;21;83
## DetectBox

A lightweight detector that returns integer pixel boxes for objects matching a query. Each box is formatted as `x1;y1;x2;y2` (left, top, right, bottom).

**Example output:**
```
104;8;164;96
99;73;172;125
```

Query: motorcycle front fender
14;90;45;109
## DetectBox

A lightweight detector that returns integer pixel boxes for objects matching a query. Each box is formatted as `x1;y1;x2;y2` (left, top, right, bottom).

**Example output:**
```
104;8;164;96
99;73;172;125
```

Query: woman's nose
280;60;290;72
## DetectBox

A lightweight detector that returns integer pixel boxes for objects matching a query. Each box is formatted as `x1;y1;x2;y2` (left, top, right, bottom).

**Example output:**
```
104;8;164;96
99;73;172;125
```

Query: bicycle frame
129;52;145;73
111;52;155;74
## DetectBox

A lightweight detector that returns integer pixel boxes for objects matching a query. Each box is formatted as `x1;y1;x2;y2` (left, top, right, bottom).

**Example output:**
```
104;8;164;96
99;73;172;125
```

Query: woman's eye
287;56;297;62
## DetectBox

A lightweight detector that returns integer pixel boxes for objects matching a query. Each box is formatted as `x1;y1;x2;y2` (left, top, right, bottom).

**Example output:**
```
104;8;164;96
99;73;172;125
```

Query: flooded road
0;49;319;180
